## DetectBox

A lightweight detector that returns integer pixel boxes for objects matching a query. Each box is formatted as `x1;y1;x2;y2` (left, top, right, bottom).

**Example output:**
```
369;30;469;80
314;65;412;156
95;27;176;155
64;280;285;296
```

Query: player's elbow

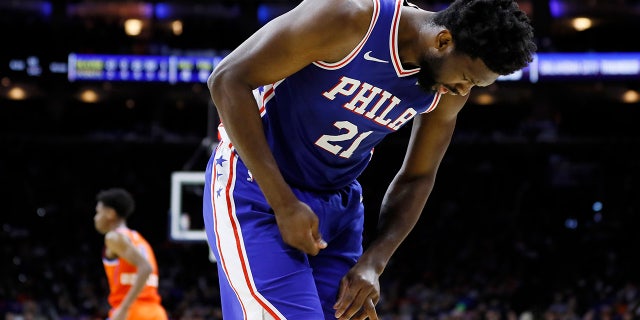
394;170;437;193
137;260;153;278
207;66;243;107
208;61;234;95
207;67;223;96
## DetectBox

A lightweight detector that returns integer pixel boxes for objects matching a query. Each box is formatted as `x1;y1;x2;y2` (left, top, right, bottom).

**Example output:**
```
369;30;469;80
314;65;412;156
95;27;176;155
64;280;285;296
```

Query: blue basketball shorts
203;141;365;319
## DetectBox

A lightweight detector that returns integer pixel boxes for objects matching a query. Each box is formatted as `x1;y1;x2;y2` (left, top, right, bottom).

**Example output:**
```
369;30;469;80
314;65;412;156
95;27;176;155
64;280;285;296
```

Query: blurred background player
93;188;169;320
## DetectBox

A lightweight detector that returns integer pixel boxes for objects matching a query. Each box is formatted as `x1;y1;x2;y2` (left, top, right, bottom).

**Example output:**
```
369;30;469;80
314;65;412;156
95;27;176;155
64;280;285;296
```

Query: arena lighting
571;17;593;31
575;200;608;226
564;218;578;230
78;88;99;103
473;93;495;105
592;201;603;212
154;3;171;19
622;89;640;103
171;20;183;36
257;3;295;25
9;56;42;77
124;19;144;36
548;0;566;18
7;86;27;100
152;2;241;19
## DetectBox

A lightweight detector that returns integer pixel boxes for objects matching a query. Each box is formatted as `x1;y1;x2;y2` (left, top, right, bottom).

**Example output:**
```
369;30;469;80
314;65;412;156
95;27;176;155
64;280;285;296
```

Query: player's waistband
217;124;235;151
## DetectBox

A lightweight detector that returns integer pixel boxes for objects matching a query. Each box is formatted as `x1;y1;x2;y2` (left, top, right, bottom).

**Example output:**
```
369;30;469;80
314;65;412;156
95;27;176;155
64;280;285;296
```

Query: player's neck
397;9;436;68
110;220;127;232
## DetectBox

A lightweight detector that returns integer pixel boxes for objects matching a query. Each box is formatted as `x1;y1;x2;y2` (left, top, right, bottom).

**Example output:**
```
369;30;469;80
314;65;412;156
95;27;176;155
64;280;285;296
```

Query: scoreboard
3;52;640;84
67;54;224;83
497;52;640;83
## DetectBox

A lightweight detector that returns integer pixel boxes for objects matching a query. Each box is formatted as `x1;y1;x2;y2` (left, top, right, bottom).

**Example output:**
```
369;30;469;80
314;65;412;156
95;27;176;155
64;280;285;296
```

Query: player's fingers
363;298;378;320
316;238;327;249
333;278;354;317
339;288;371;319
347;298;378;320
313;232;327;250
309;218;327;250
372;292;380;305
302;231;320;256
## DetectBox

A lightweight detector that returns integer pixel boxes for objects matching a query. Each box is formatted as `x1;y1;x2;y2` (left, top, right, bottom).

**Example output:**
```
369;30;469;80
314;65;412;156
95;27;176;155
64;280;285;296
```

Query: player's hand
110;307;129;320
274;200;327;255
333;263;380;320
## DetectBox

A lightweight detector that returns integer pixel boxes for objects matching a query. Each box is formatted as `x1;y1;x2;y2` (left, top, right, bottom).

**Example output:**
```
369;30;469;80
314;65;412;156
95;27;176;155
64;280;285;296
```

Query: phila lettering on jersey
322;76;418;131
246;0;441;191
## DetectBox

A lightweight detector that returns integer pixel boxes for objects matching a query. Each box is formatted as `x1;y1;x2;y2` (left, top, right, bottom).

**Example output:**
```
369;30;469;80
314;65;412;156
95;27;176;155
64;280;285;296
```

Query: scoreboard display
3;52;640;84
66;52;640;83
67;54;224;83
497;52;640;83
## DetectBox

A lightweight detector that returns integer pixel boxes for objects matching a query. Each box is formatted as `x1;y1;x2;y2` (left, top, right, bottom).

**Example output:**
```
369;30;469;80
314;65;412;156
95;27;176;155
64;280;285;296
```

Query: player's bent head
434;0;537;75
96;188;136;219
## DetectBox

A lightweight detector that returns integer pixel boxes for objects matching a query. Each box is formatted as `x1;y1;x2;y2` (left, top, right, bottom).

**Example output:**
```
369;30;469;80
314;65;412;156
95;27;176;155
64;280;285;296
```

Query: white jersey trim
421;92;442;114
390;0;420;77
313;0;381;70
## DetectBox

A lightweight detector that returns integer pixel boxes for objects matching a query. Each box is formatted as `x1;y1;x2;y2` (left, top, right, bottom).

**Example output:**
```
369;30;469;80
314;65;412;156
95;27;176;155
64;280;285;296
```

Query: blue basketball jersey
249;0;441;191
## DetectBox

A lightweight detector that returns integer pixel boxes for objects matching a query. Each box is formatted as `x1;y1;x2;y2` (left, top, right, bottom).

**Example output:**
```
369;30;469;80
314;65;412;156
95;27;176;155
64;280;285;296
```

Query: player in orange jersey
94;188;169;320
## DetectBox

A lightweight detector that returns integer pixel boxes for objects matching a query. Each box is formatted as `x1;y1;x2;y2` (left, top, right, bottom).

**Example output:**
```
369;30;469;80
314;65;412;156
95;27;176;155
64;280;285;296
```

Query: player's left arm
334;93;469;320
105;231;153;320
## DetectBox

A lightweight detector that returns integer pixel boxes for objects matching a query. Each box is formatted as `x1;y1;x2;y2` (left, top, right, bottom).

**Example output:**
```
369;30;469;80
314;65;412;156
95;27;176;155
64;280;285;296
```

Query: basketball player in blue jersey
204;0;536;318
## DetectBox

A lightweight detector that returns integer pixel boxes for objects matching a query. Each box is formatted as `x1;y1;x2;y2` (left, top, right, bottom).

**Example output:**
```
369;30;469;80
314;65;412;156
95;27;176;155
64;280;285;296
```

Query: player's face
417;52;499;96
94;202;110;234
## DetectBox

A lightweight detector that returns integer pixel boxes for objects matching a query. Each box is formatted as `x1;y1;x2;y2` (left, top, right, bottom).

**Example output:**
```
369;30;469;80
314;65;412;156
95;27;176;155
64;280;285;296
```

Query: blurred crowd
2;222;640;320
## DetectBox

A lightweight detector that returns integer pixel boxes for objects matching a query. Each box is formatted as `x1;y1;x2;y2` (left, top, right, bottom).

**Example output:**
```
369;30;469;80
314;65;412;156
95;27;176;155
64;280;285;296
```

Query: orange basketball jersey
102;227;162;308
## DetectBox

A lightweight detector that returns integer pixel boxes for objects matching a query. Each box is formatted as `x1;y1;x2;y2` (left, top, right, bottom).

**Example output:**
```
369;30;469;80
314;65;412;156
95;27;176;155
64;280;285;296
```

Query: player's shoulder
104;229;131;246
300;0;373;28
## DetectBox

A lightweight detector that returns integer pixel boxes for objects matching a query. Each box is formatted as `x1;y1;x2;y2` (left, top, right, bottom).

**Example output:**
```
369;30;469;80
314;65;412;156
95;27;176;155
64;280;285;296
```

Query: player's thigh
307;181;365;318
310;214;364;317
207;149;325;318
216;200;326;318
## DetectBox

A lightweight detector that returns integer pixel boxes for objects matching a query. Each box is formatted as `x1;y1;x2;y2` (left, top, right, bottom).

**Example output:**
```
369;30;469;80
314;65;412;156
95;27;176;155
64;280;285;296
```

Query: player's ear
105;208;118;220
435;29;453;51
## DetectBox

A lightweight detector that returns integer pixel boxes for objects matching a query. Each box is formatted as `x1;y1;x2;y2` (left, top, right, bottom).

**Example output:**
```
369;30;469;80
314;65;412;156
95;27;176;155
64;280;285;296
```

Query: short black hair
96;188;135;219
433;0;537;75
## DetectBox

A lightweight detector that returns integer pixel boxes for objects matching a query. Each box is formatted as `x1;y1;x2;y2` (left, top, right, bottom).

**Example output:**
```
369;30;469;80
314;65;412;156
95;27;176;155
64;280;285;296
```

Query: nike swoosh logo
363;51;389;63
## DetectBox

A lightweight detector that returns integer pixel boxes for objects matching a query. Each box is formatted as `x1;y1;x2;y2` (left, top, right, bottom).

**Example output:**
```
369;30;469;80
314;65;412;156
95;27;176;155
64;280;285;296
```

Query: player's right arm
207;0;370;255
104;231;153;320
